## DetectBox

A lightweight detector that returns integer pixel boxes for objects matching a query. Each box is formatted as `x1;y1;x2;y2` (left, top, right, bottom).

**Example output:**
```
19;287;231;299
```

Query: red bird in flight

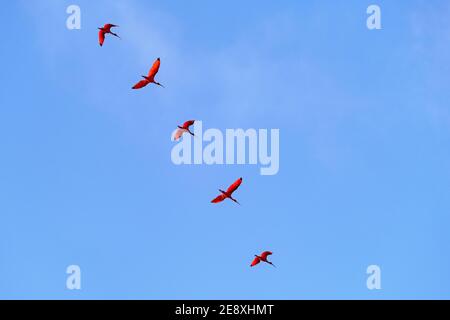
211;177;242;205
98;24;120;46
132;58;165;89
173;120;195;141
250;251;275;268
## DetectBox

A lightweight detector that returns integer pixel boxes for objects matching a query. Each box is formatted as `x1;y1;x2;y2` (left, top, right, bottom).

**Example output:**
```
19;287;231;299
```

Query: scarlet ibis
132;58;165;89
174;120;195;141
98;24;120;46
250;251;275;268
211;177;242;205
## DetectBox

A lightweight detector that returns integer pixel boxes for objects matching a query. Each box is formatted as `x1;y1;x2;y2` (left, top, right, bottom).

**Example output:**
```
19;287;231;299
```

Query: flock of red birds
98;24;275;269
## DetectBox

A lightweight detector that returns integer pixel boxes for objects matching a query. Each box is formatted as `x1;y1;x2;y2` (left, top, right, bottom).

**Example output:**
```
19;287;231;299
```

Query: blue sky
1;0;450;299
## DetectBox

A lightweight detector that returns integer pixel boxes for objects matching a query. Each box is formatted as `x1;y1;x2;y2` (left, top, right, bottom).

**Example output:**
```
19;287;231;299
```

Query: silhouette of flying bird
211;177;243;205
98;24;120;46
173;120;195;141
132;58;165;89
250;251;275;268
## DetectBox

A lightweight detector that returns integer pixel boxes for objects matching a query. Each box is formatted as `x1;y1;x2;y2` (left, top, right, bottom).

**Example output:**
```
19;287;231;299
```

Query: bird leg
230;197;240;205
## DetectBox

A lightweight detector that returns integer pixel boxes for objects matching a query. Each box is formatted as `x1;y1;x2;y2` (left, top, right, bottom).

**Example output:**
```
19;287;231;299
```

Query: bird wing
98;30;105;46
173;128;186;141
132;79;149;89
147;58;161;80
182;120;195;129
226;177;243;194
250;257;261;267
211;194;226;203
103;24;116;31
260;251;272;260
